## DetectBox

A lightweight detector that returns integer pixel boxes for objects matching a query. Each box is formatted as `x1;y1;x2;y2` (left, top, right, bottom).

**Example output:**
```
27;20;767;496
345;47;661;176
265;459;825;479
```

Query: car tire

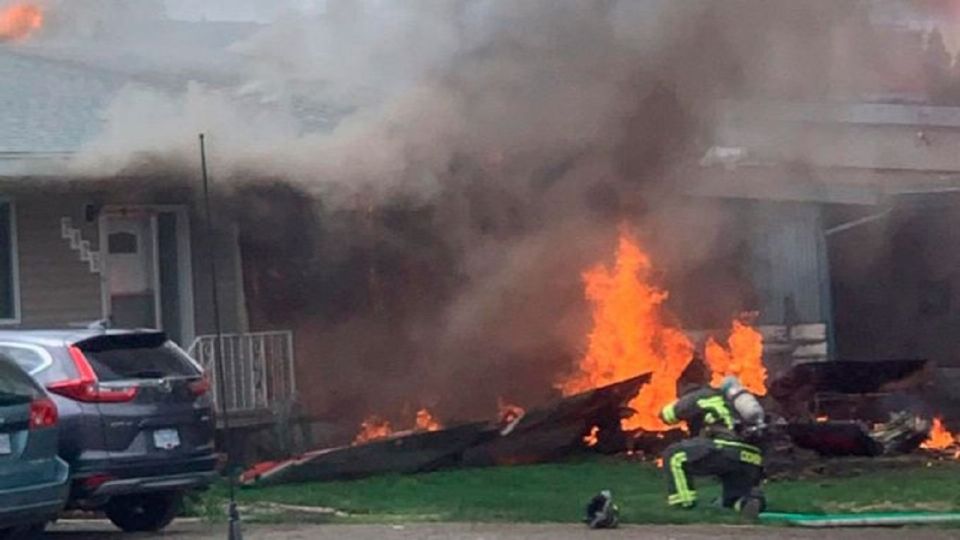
105;491;182;532
0;523;46;540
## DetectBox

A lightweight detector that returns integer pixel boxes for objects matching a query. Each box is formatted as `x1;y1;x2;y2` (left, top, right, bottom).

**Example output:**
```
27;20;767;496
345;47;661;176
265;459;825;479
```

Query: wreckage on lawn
241;375;648;486
240;231;959;487
241;354;955;487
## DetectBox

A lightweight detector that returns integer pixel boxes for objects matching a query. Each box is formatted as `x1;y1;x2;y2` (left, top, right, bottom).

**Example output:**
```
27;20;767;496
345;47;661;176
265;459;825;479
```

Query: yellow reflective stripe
669;452;695;504
668;492;697;506
697;396;734;429
661;403;678;424
712;439;763;465
740;450;763;466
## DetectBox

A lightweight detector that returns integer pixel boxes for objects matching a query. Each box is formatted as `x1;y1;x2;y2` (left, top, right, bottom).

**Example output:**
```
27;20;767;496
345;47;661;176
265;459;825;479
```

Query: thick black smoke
65;1;877;434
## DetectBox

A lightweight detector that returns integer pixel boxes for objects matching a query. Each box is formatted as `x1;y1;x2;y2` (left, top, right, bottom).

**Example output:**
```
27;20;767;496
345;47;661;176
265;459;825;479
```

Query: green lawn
194;457;960;524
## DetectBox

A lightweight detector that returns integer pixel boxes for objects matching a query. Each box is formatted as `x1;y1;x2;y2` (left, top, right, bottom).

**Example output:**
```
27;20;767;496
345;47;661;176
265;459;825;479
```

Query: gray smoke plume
35;1;875;433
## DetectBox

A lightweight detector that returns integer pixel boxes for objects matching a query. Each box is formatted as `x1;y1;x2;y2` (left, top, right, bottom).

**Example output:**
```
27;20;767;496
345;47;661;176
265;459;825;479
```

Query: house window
0;202;17;321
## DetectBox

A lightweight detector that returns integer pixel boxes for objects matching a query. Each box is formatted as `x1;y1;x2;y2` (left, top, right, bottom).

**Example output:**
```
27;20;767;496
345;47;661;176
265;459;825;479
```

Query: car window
77;335;200;382
0;357;40;405
0;344;51;375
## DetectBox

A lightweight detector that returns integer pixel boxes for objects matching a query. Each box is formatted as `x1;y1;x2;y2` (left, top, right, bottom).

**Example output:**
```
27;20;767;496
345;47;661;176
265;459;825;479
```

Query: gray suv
0;329;217;532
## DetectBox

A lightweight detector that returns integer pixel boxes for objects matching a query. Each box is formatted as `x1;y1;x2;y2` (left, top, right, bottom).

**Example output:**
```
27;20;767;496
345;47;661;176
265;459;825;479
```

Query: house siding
1;192;247;342
15;197;102;327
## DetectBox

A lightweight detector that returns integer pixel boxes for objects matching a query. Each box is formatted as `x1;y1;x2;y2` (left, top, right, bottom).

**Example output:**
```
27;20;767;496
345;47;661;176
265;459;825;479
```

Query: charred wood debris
242;359;956;486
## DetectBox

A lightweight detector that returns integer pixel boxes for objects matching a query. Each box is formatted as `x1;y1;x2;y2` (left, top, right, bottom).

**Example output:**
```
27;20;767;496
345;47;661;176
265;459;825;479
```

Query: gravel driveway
43;520;960;539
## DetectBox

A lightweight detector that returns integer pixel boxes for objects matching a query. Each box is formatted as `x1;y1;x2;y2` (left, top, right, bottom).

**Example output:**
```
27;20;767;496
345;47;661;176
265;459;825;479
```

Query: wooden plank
793;343;829;357
242;375;649;486
790;324;828;341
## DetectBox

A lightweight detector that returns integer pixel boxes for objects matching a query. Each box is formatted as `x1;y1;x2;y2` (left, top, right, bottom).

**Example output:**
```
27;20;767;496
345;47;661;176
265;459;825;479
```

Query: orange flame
558;228;694;432
655;457;664;468
816;415;829;423
705;319;767;396
583;425;600;447
415;408;442;432
353;408;443;445
921;417;958;451
0;3;42;42
352;415;393;445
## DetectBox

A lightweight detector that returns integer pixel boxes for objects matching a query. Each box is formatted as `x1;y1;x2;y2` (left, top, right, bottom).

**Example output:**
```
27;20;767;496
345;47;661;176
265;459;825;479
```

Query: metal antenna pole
199;134;243;540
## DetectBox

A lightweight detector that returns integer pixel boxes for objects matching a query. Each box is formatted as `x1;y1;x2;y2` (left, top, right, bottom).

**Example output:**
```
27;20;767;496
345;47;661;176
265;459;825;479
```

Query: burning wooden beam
462;375;648;467
241;375;648;486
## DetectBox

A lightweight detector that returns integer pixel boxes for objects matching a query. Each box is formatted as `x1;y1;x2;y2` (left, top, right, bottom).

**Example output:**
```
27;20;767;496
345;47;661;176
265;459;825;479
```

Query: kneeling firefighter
659;375;767;517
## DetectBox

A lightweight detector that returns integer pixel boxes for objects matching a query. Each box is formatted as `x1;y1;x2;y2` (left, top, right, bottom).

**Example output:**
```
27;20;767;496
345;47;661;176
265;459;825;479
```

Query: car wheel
105;491;182;532
0;523;46;540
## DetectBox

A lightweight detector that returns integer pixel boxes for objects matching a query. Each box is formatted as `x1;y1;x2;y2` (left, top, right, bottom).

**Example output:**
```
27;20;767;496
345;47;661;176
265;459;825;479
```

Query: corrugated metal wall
747;202;832;327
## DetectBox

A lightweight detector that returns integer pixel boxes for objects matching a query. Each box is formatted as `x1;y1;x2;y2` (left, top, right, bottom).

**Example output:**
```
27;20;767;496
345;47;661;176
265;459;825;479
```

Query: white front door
102;212;160;329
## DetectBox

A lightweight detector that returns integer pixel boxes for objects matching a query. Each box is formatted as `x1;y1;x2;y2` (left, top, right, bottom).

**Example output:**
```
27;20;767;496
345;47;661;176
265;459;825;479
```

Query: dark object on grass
785;411;929;458
584;490;619;529
242;375;649;486
786;421;882;457
869;412;929;455
241;421;490;486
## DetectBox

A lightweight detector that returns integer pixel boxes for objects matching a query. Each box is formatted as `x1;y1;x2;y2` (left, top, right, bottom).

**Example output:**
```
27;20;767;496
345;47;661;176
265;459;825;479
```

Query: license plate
0;434;10;455
153;429;180;450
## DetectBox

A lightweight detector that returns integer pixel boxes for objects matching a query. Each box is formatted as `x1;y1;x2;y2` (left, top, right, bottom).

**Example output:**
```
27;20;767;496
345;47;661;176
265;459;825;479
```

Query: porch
187;330;299;428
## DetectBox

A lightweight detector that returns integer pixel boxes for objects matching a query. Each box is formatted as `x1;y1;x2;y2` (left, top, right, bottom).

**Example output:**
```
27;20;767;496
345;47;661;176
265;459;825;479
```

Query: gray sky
163;0;326;22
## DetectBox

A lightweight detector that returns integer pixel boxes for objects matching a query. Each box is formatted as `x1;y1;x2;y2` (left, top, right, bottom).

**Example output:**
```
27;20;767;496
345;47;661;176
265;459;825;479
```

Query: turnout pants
662;436;763;508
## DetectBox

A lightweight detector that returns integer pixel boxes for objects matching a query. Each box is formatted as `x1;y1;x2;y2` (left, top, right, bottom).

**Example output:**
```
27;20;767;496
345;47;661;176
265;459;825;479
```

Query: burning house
1;0;960;470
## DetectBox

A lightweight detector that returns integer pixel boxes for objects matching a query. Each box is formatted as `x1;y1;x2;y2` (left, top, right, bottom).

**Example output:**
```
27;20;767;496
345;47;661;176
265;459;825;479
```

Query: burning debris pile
770;357;957;465
920;418;960;458
242;375;648;486
242;226;956;486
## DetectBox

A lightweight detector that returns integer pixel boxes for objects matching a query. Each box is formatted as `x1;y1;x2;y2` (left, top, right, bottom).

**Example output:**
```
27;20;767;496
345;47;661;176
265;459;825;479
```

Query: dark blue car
0;356;69;540
0;330;217;533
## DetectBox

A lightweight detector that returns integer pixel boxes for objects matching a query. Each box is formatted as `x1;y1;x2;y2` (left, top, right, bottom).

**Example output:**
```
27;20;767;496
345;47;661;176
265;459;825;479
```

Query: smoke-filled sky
19;0;945;431
164;0;324;23
72;0;704;180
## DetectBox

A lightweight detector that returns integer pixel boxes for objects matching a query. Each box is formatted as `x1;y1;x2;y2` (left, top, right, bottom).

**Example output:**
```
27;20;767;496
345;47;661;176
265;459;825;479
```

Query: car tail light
188;376;211;397
29;397;58;430
81;473;115;491
45;346;138;403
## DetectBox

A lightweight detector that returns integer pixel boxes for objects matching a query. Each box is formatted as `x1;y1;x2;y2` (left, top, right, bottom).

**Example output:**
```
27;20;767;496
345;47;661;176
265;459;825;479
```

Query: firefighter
659;375;767;519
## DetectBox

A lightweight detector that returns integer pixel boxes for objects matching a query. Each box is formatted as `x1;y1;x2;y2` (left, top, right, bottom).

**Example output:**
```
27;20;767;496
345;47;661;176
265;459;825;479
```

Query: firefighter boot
734;488;765;522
